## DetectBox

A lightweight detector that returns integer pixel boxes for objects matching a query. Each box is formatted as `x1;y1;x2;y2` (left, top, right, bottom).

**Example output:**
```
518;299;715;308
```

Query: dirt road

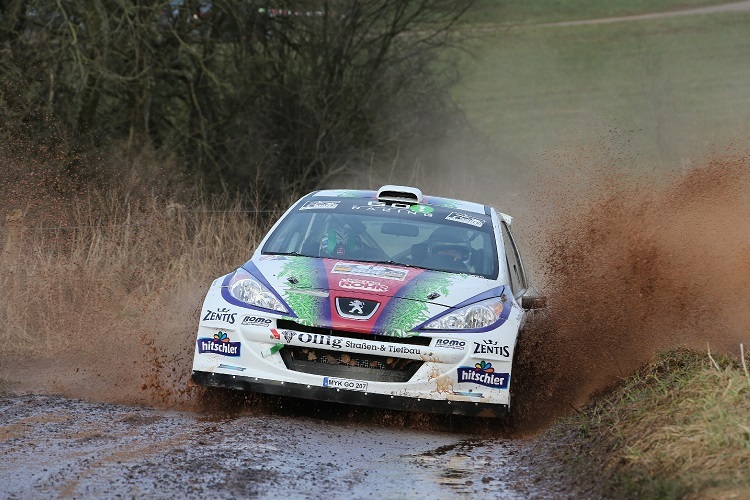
0;394;563;498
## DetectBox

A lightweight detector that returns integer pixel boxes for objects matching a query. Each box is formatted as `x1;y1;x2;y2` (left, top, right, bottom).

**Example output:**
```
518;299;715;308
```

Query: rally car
192;185;545;417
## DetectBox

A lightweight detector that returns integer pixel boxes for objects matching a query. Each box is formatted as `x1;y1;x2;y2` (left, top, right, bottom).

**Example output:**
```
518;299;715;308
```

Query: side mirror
521;295;547;310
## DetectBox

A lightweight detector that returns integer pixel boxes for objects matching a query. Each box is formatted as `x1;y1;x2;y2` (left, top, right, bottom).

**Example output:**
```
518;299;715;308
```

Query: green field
464;0;733;24
448;3;750;194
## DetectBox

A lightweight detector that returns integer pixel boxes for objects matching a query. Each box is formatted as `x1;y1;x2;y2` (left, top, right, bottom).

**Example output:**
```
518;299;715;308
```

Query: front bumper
192;370;508;418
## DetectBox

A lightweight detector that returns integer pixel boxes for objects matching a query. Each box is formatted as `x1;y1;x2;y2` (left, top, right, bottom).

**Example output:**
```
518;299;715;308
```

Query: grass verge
528;347;750;498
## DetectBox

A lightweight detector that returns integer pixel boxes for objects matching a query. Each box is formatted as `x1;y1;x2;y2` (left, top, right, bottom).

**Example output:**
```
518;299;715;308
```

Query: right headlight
421;297;505;331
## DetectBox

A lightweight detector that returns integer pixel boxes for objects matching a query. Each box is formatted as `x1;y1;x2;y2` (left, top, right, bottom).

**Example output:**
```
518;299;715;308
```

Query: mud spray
1;145;748;434
508;146;750;433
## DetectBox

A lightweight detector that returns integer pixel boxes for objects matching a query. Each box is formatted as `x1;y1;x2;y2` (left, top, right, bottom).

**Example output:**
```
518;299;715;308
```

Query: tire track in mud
0;394;547;498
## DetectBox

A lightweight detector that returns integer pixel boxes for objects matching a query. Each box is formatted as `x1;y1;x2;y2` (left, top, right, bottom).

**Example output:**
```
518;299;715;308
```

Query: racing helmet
320;217;362;258
427;226;473;262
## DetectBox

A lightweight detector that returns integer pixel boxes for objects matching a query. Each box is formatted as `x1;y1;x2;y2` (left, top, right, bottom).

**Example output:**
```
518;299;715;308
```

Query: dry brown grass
0;190;277;351
0;164;288;407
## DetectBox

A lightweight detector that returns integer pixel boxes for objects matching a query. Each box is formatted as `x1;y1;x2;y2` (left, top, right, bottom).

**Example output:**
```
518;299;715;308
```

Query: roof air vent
376;185;423;204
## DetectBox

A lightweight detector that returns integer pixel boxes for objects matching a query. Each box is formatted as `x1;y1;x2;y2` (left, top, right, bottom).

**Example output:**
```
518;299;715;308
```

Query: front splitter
192;370;508;418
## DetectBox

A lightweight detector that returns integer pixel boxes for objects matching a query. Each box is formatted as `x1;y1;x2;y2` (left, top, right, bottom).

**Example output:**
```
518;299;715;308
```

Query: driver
320;216;362;258
426;226;473;272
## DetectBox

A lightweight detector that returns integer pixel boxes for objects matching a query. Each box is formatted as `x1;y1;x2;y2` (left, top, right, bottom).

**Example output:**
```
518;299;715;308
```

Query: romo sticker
457;361;509;389
242;315;272;327
435;338;466;350
197;331;241;357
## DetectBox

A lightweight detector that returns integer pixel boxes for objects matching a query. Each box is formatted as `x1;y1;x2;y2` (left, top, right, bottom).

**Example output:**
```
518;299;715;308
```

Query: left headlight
422;297;505;331
228;268;288;313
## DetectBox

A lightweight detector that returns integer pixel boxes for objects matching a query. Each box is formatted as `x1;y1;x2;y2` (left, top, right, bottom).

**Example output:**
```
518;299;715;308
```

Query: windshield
261;199;498;279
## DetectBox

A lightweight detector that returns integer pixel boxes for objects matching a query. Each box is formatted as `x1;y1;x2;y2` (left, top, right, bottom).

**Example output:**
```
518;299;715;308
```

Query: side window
500;222;527;297
263;213;315;254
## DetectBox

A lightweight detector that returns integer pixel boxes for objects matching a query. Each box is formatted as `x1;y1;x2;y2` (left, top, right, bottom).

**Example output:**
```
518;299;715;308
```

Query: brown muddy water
1;148;750;497
1;394;548;499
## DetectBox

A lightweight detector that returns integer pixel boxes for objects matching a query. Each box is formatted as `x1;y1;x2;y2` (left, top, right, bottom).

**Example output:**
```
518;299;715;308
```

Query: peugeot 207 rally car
192;185;545;417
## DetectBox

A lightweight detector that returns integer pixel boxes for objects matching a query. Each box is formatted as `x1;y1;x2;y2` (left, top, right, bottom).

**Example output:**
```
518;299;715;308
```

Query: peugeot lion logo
348;300;365;314
335;297;379;320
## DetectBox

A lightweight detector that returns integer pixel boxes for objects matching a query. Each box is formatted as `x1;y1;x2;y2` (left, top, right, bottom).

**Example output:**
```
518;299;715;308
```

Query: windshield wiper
358;259;416;268
263;251;306;257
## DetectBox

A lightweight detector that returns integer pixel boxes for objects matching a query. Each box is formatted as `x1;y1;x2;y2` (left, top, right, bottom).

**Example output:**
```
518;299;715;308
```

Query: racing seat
469;248;484;274
411;243;429;266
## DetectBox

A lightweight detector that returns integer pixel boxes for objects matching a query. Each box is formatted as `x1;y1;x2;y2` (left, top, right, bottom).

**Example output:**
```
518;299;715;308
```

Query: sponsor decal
344;340;380;352
352;201;433;218
300;200;340;210
261;342;284;358
332;262;407;281
335;297;380;320
203;307;236;324
452;391;484;398
445;212;485;228
338;277;388;293
282;330;295;343
409;204;434;214
197;331;241;357
242;315;272;327
473;340;510;357
297;333;342;349
435;338;466;350
386;345;423;355
457;361;509;389
270;328;281;340
323;377;368;392
218;364;246;372
259;255;288;261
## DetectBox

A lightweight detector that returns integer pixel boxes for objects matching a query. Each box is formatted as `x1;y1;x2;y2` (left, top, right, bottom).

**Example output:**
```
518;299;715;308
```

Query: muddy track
0;394;568;499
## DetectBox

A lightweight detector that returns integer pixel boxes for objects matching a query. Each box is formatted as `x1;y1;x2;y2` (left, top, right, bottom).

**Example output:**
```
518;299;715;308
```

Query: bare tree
0;0;475;197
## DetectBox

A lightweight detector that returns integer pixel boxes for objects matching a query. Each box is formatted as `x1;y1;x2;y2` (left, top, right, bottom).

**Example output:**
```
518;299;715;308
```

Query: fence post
1;209;25;273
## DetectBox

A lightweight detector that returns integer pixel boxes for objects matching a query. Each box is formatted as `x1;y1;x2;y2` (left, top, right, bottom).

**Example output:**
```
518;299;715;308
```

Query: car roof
310;188;489;216
308;187;514;226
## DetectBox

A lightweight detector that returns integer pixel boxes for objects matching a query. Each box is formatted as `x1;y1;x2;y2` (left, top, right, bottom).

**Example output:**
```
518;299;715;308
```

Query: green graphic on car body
426;197;461;209
335;190;366;198
409;205;434;214
377;273;463;337
278;258;326;326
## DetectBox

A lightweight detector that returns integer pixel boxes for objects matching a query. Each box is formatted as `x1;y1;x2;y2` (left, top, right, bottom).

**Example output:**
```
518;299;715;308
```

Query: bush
0;0;474;199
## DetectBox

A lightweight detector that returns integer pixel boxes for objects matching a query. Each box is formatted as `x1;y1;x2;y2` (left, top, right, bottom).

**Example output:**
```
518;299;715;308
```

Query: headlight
422;297;505;331
228;268;288;313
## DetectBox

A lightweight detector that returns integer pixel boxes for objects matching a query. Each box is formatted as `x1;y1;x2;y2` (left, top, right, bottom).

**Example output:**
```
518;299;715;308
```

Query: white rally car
192;185;545;417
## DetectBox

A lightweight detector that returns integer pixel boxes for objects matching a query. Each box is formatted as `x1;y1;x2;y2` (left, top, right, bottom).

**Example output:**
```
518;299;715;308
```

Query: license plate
323;377;368;392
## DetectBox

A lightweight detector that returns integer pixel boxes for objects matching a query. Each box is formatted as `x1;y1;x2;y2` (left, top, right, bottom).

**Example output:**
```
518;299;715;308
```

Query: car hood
243;256;506;336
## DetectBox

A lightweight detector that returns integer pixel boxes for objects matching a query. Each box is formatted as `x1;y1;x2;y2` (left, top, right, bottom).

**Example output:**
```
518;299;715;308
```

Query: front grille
276;319;431;346
280;346;423;383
